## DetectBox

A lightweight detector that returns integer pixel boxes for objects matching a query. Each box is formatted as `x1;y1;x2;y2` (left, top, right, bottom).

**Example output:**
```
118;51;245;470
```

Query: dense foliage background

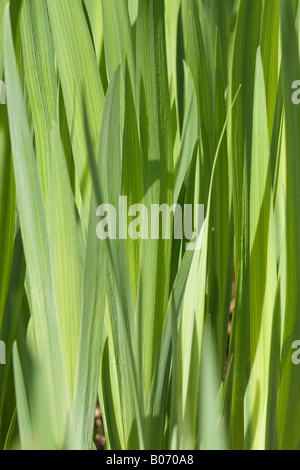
0;0;300;450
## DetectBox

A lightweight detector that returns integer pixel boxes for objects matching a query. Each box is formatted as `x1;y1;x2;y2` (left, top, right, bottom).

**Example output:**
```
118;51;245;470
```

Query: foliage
0;0;299;450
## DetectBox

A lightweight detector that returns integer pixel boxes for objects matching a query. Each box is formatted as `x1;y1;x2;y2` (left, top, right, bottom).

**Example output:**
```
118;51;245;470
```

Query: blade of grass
0;231;25;423
12;343;33;450
49;123;84;401
0;0;15;332
101;0;136;91
71;170;107;450
46;0;105;227
247;47;277;450
261;0;279;140
20;0;57;212
4;4;70;444
229;0;262;449
277;0;300;450
136;0;174;409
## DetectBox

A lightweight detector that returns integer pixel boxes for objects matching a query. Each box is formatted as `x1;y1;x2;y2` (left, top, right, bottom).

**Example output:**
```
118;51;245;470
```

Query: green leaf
20;0;57;211
4;4;70;444
0;231;25;423
0;0;15;332
261;0;279;140
246;48;277;450
186;0;214;201
71;167;106;450
49;123;83;400
277;0;300;450
136;0;174;406
46;0;105;227
13;344;33;450
229;0;262;449
101;0;135;90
